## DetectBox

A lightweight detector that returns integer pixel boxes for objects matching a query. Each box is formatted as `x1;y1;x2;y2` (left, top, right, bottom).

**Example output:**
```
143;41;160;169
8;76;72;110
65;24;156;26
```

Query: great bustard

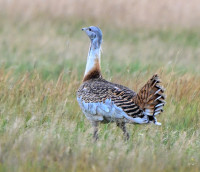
77;26;166;141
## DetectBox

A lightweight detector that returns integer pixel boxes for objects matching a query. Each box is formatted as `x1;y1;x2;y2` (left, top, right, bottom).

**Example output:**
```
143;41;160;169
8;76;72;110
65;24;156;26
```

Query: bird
77;26;166;141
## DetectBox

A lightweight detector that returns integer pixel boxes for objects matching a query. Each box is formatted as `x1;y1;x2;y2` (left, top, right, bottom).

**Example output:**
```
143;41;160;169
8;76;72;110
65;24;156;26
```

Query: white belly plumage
77;97;149;124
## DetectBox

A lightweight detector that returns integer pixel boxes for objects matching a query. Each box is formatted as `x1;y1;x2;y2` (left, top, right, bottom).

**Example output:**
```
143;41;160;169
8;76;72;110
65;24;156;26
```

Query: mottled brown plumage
77;74;166;122
133;74;166;117
77;78;143;119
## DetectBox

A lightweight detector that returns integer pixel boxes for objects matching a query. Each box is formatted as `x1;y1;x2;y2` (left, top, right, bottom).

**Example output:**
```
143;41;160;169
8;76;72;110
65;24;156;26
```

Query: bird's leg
116;122;130;141
91;121;99;141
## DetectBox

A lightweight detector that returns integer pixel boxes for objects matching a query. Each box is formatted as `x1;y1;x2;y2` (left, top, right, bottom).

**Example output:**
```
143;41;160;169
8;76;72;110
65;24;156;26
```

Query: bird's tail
133;74;166;125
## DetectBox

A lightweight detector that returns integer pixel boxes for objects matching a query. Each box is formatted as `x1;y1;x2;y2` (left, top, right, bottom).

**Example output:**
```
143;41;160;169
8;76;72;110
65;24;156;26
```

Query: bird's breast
77;97;127;122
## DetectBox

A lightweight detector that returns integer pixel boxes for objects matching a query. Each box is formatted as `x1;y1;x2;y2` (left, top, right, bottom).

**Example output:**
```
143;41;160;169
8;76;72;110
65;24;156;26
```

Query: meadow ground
0;13;200;172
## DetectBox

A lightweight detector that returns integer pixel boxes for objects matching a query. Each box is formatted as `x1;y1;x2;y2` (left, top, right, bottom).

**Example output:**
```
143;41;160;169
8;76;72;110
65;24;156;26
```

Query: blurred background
0;0;200;79
1;0;200;28
0;1;200;172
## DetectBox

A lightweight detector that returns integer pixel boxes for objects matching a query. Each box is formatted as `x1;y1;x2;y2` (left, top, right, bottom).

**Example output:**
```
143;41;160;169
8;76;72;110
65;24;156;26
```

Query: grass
0;16;200;172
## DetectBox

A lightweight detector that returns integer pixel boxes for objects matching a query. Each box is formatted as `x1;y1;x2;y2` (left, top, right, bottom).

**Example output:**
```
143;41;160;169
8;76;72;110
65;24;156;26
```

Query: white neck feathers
83;45;101;81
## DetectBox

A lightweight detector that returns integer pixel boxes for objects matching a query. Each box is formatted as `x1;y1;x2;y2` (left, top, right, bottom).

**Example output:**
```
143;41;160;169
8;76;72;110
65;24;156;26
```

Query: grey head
82;26;103;49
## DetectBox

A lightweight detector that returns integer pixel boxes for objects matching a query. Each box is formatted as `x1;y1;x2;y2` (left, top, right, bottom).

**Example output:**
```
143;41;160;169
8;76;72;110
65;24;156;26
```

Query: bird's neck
83;44;102;82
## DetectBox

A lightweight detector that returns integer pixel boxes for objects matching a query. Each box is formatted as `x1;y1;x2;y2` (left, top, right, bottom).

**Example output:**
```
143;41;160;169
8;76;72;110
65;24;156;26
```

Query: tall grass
0;3;200;172
0;67;200;172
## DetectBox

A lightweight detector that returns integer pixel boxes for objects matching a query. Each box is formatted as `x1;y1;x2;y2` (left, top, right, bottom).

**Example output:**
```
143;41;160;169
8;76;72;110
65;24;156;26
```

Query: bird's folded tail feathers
133;74;166;118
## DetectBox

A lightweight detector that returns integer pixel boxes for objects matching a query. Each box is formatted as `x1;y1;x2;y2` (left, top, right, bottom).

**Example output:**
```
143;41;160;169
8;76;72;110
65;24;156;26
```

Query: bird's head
82;26;102;49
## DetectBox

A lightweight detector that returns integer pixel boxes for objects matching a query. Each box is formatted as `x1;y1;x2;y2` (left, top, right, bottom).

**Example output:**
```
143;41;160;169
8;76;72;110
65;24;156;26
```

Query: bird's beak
82;27;87;31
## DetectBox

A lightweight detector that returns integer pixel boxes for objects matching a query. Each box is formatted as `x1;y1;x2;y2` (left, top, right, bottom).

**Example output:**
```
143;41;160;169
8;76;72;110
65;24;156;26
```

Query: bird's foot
154;121;162;125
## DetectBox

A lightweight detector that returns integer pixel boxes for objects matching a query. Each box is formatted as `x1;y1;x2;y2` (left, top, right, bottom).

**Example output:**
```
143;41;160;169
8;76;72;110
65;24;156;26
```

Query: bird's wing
77;78;144;119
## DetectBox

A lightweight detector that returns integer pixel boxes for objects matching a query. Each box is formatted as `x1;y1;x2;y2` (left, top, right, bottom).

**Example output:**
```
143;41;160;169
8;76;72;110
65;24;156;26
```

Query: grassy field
0;12;200;172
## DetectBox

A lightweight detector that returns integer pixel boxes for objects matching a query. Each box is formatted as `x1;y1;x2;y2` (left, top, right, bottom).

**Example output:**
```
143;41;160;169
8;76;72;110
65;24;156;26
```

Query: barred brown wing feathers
77;78;143;118
133;74;166;116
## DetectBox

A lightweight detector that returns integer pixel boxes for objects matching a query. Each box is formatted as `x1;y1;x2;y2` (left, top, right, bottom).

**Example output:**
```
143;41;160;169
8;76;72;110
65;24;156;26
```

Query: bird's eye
88;28;91;31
